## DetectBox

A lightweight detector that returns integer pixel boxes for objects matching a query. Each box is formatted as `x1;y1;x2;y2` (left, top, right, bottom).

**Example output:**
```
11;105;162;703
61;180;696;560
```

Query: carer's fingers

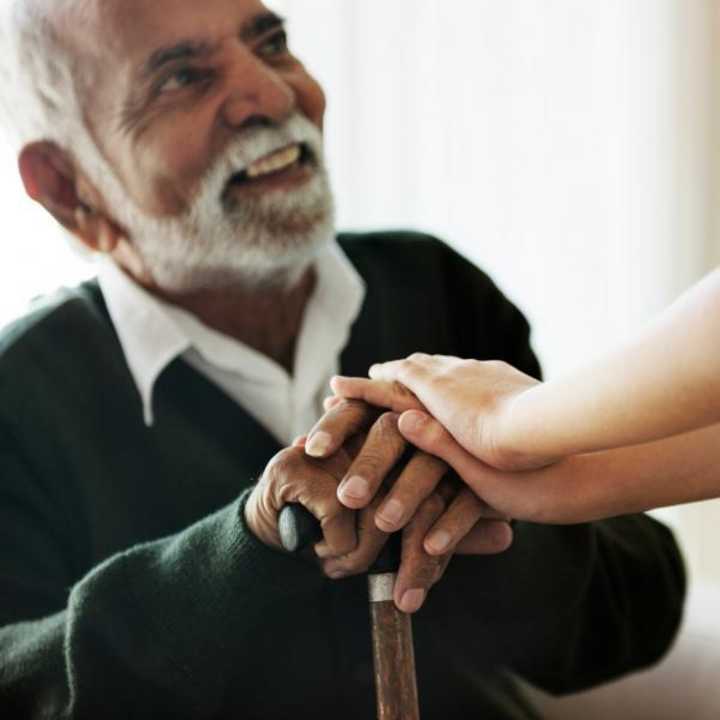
368;353;446;388
330;376;425;414
397;410;489;487
396;410;532;521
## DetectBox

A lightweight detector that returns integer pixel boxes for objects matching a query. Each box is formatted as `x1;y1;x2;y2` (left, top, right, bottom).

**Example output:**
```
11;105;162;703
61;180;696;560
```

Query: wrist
490;387;557;471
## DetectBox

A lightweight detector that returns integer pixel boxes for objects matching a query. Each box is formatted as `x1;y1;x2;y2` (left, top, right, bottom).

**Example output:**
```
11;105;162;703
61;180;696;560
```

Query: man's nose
220;50;295;129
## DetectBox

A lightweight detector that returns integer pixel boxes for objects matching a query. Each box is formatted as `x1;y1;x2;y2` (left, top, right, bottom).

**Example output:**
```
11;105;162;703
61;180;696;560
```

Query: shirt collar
97;240;365;426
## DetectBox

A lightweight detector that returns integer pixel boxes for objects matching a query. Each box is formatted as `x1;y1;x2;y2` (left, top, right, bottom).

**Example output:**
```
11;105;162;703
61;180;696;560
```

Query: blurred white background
1;0;718;587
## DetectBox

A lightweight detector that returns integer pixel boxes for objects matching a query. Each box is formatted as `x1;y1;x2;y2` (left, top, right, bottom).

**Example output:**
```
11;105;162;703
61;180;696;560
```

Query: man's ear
17;141;124;254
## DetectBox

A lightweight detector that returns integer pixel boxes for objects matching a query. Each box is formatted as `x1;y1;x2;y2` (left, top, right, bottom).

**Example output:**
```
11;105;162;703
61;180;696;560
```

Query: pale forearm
506;269;720;458
539;423;720;523
392;409;720;524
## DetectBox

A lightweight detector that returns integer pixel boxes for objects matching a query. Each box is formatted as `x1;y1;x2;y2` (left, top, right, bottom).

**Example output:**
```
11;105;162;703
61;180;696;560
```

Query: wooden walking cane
279;504;421;720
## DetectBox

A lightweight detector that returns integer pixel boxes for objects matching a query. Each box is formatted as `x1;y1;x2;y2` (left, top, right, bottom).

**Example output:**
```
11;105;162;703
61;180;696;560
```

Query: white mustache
212;113;323;182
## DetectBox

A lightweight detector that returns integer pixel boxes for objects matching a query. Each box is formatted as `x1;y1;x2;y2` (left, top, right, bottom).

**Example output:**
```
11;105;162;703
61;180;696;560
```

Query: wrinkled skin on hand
246;399;512;613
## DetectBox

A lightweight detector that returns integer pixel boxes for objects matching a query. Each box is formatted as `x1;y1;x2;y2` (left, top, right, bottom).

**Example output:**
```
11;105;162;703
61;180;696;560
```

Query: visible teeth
246;145;301;179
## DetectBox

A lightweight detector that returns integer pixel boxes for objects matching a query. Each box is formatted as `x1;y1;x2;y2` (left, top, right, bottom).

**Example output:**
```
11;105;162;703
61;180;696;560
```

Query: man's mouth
226;143;313;190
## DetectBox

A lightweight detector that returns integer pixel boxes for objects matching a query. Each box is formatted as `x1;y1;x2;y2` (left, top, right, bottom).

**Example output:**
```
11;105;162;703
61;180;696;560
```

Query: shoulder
0;282;109;358
338;230;540;376
338;230;501;297
0;281;121;400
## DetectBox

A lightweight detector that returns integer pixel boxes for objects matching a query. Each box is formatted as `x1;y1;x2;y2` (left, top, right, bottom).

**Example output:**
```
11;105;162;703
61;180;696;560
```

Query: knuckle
376;411;401;435
267;446;302;479
485;359;509;373
424;493;446;517
325;398;368;427
407;352;428;363
399;359;418;377
456;488;483;512
410;558;445;589
414;450;448;477
351;449;386;478
336;397;365;415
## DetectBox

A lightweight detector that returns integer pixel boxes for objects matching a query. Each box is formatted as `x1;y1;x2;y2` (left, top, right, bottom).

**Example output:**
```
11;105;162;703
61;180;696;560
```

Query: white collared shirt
97;241;366;445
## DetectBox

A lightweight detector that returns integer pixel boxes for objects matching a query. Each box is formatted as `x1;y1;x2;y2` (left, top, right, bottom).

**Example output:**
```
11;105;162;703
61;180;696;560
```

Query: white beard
87;112;335;292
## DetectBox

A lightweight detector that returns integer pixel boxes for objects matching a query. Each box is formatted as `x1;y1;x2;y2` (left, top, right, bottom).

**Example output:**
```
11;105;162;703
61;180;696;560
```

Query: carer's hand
332;354;554;471
301;398;513;612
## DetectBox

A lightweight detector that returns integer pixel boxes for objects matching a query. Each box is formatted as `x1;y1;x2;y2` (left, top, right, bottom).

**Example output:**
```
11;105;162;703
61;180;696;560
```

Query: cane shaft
369;574;420;720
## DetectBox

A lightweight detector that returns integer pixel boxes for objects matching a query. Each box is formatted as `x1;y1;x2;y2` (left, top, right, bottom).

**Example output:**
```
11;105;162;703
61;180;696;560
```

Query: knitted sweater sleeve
0;435;319;719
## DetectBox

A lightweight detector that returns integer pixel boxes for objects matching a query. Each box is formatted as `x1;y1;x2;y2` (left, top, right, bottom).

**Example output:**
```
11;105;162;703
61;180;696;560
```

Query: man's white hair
1;2;82;151
0;0;125;211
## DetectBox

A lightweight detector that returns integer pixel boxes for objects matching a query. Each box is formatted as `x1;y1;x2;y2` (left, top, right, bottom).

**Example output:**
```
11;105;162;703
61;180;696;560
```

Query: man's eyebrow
239;11;286;42
142;41;218;79
140;13;285;79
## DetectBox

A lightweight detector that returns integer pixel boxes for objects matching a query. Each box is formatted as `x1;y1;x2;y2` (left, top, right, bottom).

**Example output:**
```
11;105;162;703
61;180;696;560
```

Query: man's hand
298;398;513;612
245;444;359;556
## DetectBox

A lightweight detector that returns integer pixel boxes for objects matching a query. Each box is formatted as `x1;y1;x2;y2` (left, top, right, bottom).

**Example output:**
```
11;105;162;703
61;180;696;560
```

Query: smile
227;143;312;189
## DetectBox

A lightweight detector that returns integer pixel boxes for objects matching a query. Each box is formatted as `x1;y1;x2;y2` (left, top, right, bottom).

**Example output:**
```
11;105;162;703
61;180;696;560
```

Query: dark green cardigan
0;233;685;719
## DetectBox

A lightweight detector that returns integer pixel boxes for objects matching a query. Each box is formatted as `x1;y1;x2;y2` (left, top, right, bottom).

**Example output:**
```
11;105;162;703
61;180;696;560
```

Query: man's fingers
454;520;514;555
320;499;389;576
266;447;357;557
422;487;488;555
314;509;362;561
374;451;447;532
420;481;513;557
336;412;407;509
393;493;451;614
330;376;424;414
305;398;379;459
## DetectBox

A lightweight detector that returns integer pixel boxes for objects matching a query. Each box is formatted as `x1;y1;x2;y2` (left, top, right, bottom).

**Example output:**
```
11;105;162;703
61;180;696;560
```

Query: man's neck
155;267;317;375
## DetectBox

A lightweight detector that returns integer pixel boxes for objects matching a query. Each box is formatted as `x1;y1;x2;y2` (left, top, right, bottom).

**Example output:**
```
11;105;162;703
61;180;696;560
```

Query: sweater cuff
233;487;324;595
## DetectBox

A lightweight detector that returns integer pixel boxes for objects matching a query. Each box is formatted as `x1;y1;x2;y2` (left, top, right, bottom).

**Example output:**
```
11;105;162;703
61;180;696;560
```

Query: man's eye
258;30;289;58
158;68;211;94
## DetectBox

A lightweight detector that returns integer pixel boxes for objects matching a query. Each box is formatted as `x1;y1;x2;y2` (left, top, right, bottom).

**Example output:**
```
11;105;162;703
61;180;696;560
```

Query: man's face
68;0;333;289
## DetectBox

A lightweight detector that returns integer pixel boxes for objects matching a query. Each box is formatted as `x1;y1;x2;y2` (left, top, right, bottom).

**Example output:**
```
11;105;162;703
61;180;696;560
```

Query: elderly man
0;1;684;718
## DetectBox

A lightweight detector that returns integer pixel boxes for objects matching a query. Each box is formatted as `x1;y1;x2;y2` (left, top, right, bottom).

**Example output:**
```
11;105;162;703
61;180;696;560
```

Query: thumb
398;410;515;512
398;410;485;479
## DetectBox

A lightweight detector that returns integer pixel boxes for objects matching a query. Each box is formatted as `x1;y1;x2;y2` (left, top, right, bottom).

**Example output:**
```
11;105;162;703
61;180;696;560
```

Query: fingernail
306;431;332;457
368;364;380;378
426;530;451;554
400;411;428;434
377;499;404;528
340;475;369;500
400;589;426;614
